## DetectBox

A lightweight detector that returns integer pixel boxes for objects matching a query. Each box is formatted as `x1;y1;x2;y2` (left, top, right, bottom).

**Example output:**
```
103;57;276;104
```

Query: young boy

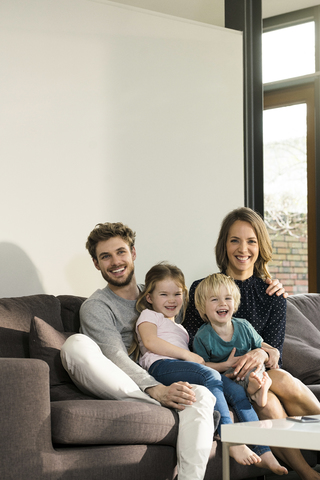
193;273;275;407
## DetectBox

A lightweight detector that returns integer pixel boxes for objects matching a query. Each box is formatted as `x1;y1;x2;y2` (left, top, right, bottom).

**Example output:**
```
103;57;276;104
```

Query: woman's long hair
215;207;272;279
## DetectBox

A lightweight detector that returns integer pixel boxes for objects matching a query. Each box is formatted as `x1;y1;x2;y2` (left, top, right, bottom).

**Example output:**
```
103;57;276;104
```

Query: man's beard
102;265;135;287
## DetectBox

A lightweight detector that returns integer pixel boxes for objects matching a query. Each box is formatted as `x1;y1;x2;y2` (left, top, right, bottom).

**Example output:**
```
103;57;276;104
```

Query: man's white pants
61;334;215;480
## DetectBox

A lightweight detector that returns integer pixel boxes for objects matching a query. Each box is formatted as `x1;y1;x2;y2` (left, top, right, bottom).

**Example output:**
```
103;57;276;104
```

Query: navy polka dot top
184;275;287;367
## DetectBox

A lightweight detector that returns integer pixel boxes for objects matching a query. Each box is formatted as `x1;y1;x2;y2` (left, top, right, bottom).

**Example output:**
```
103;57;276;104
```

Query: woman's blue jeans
149;359;269;456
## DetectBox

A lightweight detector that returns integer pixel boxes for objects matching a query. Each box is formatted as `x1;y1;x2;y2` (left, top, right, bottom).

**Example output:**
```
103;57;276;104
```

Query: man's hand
227;349;268;381
145;382;196;410
265;277;288;298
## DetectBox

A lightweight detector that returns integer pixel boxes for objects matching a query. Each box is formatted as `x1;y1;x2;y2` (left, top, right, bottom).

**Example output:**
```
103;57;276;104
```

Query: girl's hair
215;207;272;279
136;262;189;315
194;273;241;322
128;262;188;360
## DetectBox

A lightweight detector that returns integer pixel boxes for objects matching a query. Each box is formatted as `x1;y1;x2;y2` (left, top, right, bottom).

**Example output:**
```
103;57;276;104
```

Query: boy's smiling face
205;285;235;327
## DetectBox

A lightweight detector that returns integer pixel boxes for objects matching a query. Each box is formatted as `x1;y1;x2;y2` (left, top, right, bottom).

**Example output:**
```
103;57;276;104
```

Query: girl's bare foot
248;372;272;407
229;444;261;465
258;451;288;475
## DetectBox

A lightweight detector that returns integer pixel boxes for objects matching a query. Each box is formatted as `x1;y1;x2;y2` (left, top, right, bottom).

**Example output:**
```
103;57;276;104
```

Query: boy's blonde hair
194;273;241;322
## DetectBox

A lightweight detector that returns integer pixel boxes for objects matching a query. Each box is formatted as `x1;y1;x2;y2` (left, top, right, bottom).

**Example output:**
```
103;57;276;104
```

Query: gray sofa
1;293;320;480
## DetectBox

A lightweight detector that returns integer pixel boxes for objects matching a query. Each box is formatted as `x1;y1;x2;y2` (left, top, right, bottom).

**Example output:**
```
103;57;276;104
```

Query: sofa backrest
0;295;64;358
57;295;86;332
287;293;320;331
0;294;86;359
1;291;320;388
284;293;320;386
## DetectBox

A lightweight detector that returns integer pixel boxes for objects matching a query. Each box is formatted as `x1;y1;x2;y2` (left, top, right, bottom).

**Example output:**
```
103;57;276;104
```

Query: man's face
93;236;136;287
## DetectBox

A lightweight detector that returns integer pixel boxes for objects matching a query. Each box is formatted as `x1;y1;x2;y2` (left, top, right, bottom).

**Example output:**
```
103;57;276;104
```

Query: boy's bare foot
229;444;261;465
248;372;272;407
258;451;288;475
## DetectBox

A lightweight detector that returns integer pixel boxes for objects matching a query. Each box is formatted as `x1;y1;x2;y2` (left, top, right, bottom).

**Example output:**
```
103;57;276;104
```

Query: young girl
193;273;274;408
134;262;287;475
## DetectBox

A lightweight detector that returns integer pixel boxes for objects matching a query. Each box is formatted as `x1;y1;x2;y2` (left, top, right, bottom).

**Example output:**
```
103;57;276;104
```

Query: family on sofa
60;207;320;480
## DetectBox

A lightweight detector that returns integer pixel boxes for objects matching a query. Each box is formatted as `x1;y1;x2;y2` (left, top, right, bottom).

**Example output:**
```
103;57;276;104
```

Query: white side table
221;416;320;480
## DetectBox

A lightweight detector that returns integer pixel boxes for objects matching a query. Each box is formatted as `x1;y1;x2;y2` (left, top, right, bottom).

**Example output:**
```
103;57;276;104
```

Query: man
61;222;216;480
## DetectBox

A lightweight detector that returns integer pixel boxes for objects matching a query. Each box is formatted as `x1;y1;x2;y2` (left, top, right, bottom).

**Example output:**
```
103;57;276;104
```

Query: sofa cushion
283;300;320;384
51;399;178;446
0;295;63;358
29;316;74;387
50;383;97;402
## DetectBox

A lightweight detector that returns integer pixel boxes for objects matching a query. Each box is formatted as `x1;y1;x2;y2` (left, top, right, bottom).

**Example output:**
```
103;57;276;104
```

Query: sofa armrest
0;358;54;476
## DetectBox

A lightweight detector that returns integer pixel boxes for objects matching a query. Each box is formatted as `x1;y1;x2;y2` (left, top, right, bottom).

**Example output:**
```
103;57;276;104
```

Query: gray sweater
80;286;160;391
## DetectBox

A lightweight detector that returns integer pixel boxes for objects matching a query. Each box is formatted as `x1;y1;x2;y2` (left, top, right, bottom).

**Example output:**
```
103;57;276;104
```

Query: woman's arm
138;322;205;364
183;280;205;349
225;342;280;380
260;296;287;366
227;348;268;381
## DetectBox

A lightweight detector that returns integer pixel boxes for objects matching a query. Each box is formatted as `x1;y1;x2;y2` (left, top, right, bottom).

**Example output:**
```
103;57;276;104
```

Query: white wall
108;0;224;26
0;0;244;297
262;0;320;18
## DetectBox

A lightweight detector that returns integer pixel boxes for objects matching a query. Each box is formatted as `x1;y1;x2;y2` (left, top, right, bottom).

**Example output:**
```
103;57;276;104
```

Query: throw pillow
29;316;74;387
283;301;320;384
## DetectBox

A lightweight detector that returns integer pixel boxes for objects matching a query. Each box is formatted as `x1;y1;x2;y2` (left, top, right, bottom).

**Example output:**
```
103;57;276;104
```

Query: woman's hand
262;344;280;369
227;348;268;381
265;277;288;298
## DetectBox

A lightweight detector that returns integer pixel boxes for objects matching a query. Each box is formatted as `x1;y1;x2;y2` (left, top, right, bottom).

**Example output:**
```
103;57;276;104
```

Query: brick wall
267;229;308;295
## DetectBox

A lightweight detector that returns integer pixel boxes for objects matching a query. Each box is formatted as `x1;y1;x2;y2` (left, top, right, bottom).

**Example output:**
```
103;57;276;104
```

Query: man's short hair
86;222;136;260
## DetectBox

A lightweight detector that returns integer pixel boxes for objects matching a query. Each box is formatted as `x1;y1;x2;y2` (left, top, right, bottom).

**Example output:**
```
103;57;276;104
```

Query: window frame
264;84;316;292
263;6;320;292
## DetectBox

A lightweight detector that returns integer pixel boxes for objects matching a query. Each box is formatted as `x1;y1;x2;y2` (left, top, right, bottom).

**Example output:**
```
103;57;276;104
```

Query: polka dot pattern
184;275;287;367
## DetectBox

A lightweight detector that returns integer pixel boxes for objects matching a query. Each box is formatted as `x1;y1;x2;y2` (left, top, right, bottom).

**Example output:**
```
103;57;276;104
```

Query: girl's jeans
149;359;269;456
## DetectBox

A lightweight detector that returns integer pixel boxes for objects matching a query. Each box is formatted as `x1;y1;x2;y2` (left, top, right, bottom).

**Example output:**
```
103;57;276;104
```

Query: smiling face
146;277;183;321
93;236;136;288
226;220;259;280
204;285;234;327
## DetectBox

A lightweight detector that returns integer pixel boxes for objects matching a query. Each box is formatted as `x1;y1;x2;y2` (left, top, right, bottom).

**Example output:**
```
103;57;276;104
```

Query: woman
184;207;320;480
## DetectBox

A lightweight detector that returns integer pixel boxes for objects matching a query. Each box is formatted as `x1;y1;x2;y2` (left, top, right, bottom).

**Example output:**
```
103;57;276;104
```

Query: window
263;22;315;83
263;8;319;293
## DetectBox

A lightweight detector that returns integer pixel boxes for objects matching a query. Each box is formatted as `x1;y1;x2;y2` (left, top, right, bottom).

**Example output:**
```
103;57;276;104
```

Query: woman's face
225;220;259;280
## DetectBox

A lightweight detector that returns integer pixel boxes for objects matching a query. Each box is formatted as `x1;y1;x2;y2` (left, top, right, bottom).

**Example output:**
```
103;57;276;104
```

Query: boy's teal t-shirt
193;317;263;363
